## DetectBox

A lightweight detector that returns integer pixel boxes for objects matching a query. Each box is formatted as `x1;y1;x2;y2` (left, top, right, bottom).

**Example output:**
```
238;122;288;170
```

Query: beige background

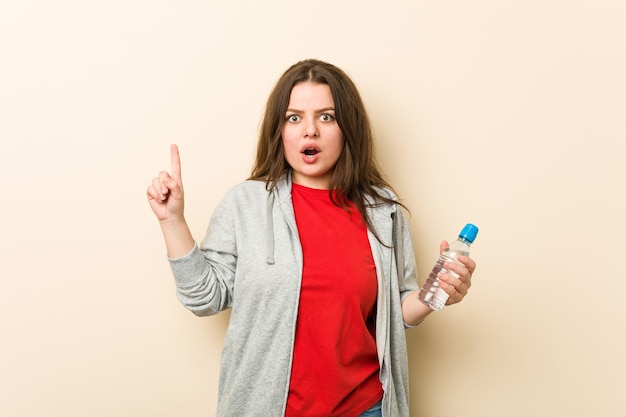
1;1;625;416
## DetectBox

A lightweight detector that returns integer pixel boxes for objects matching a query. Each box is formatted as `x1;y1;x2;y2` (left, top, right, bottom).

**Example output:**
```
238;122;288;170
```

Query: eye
286;114;301;123
319;113;335;122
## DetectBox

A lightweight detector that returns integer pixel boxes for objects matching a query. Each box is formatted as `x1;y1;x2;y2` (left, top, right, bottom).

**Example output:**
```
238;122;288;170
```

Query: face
282;82;344;189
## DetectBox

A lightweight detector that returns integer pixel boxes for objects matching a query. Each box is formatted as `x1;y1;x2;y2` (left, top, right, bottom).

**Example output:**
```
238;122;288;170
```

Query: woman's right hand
147;144;185;223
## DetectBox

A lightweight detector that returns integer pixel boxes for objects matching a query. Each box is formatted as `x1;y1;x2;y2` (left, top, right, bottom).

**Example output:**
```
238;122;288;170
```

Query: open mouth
303;148;319;156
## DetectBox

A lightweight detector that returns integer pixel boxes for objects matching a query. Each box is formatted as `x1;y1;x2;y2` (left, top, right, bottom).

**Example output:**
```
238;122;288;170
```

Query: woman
147;59;476;417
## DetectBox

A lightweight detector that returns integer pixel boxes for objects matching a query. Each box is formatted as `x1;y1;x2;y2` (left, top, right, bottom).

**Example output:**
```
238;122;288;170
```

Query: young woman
147;59;476;417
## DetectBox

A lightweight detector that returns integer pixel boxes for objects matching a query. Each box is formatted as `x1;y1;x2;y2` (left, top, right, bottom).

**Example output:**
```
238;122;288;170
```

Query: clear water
418;258;450;311
418;249;466;311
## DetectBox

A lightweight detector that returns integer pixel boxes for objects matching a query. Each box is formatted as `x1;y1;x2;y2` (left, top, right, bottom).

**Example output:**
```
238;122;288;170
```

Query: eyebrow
286;107;336;113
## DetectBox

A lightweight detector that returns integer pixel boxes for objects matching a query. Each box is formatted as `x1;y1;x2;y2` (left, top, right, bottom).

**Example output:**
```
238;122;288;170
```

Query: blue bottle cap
459;223;479;243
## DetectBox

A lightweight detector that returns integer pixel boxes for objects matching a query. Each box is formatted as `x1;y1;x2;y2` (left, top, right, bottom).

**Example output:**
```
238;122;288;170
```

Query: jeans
358;400;382;417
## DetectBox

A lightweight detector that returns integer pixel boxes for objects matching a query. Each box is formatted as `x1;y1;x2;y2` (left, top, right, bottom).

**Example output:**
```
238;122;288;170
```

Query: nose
303;117;319;138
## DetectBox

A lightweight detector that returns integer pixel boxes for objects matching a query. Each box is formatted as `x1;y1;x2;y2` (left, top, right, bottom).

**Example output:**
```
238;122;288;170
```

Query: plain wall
1;1;625;416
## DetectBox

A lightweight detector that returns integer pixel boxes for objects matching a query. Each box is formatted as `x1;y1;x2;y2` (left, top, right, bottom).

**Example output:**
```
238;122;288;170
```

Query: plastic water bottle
418;223;479;311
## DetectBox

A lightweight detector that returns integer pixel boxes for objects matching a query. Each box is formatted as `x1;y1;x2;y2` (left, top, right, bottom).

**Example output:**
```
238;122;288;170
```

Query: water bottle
418;223;479;311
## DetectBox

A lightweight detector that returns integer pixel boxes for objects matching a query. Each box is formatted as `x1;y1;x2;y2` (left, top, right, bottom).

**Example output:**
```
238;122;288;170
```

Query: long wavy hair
249;59;403;233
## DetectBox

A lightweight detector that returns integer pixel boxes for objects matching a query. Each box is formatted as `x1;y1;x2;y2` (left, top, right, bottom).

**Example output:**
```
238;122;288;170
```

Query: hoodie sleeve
393;208;420;318
167;193;238;317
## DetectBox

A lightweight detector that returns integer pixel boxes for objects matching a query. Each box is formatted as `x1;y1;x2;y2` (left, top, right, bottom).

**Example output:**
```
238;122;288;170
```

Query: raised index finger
170;144;182;180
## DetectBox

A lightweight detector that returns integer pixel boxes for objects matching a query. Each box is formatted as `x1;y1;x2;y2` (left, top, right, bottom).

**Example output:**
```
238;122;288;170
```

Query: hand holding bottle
419;224;479;311
436;239;477;306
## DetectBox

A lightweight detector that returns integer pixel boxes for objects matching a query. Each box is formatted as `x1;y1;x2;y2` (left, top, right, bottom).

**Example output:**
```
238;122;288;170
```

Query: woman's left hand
436;241;477;305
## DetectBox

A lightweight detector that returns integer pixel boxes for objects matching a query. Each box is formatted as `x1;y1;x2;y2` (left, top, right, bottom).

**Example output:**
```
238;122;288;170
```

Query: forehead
287;82;335;107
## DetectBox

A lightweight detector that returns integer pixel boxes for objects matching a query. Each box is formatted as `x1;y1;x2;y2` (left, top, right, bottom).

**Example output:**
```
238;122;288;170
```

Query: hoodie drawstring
265;190;276;265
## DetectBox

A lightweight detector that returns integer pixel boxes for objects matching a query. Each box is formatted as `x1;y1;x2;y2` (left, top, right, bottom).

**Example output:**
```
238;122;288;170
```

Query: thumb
439;240;449;255
163;174;184;200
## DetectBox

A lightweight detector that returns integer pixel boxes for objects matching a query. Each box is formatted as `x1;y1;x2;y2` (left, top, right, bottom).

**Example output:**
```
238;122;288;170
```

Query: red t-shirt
286;183;383;417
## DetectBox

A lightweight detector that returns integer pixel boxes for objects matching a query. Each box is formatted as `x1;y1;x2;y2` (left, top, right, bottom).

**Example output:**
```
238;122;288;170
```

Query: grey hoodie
168;172;419;416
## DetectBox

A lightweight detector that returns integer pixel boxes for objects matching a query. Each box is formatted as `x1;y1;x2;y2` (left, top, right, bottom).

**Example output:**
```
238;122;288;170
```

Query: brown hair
249;59;403;233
